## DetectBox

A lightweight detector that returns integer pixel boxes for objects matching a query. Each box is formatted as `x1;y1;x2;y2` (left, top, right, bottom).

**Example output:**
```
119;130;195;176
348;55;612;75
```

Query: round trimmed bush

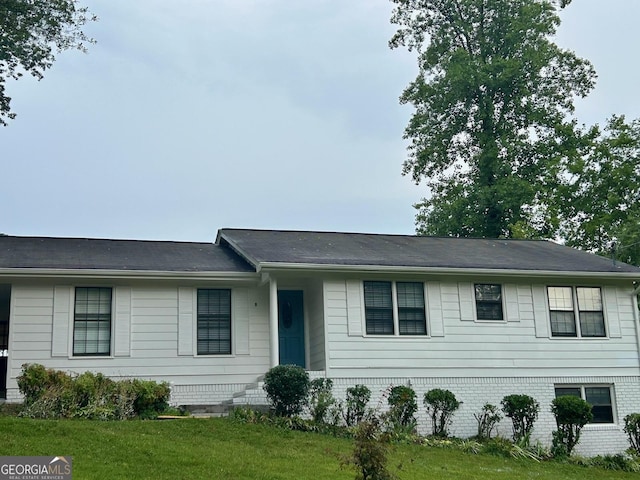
263;364;310;417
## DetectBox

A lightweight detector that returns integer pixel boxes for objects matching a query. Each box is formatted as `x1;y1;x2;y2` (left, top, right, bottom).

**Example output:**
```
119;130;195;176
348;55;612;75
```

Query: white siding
325;279;640;379
7;282;270;403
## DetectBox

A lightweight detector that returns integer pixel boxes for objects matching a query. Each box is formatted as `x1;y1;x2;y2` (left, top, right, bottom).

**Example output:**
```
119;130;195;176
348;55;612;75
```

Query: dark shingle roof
0;236;253;272
218;229;640;274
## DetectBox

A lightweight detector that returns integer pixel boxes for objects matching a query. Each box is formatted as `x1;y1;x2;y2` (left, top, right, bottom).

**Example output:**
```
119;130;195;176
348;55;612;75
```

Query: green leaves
391;0;596;238
558;116;640;265
0;0;96;125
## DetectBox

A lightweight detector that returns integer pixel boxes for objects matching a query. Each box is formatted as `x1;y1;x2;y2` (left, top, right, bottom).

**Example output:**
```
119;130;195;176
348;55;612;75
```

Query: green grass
0;416;636;479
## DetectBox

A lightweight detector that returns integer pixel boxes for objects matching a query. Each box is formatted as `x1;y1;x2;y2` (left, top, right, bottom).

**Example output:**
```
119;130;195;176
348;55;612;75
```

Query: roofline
257;262;640;280
216;232;261;269
0;268;259;281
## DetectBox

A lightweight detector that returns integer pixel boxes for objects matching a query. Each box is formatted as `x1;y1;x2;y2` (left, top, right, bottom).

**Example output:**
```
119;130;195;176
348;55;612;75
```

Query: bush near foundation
550;395;593;457
17;363;170;420
263;364;310;417
624;413;640;455
344;384;371;427
423;388;461;438
386;385;417;433
501;394;539;445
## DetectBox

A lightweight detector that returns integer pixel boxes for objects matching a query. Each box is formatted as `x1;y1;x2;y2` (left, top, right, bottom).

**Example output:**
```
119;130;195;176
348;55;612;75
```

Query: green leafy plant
386;385;417;432
308;378;335;424
344;384;371;427
16;363;170;420
501;394;539;445
474;403;502;440
263;364;310;417
550;395;593;457
343;413;395;480
423;388;461;437
624;413;640;455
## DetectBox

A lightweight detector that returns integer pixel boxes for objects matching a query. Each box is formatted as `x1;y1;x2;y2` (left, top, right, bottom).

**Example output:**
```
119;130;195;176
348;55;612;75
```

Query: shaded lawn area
0;416;636;480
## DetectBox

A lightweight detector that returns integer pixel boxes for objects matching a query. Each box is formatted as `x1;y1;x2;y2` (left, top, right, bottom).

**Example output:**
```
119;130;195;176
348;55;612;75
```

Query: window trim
196;288;232;356
473;283;505;322
554;384;616;425
363;280;428;337
72;286;113;357
547;286;607;339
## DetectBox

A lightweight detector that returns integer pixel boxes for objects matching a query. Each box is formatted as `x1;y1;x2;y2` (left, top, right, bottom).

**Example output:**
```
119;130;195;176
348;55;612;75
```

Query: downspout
631;282;640;372
269;277;279;368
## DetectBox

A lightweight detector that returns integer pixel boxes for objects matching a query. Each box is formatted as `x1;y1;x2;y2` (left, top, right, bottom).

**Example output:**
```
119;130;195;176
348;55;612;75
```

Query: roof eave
0;268;259;282
257;262;640;280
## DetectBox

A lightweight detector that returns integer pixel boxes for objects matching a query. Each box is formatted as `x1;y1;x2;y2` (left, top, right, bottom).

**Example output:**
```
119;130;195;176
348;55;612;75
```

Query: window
73;287;112;356
364;281;427;336
397;282;427;335
364;281;393;335
554;385;614;423
548;287;605;337
474;284;503;320
197;289;231;355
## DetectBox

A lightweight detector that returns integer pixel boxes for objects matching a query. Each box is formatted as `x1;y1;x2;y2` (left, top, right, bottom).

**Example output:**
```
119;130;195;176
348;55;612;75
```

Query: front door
278;290;305;368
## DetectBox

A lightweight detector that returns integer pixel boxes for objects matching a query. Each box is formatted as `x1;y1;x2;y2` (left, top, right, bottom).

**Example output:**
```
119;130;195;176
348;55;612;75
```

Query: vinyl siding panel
6;283;271;398
325;280;640;378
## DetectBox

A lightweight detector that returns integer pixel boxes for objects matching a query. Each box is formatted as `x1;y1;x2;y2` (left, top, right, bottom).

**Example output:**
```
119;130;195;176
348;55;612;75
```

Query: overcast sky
2;0;639;242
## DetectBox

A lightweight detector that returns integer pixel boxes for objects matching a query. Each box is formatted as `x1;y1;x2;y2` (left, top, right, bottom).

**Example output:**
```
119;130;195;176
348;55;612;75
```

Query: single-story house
1;228;639;455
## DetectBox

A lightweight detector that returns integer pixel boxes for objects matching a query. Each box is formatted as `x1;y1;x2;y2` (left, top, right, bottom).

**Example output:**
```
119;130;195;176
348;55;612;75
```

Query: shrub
550;395;593;456
263;364;310;417
343;413;395;480
386;385;417;432
308;378;335;424
501;394;539;444
624;413;640;455
129;379;171;419
474;403;502;440
344;384;371;427
423;388;461;437
17;363;73;407
17;363;170;420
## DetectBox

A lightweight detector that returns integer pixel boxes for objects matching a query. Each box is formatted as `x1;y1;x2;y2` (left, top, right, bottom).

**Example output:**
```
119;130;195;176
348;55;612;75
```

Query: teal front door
278;290;305;368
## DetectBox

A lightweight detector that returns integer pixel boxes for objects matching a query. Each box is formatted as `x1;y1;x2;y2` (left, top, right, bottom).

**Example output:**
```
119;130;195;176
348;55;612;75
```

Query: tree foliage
390;0;595;238
0;0;96;125
558;116;640;265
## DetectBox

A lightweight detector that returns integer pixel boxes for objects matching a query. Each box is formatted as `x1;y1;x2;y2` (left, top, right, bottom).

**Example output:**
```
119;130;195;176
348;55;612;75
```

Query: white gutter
631;282;640;373
257;262;640;280
0;268;259;282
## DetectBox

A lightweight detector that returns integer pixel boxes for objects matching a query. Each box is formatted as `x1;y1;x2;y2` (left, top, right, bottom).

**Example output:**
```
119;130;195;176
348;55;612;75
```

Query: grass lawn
0;416;636;480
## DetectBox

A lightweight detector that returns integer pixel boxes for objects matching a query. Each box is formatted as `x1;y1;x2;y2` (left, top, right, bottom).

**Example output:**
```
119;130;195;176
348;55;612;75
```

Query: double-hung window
548;287;605;337
197;289;231;355
474;284;504;321
554;385;614;423
364;281;426;336
73;287;112;356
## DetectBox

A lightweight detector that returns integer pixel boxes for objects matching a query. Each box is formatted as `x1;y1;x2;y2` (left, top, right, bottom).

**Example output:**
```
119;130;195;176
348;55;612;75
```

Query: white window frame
554;384;617;425
547;286;607;338
473;283;505;322
196;288;233;356
362;281;429;337
72;286;113;357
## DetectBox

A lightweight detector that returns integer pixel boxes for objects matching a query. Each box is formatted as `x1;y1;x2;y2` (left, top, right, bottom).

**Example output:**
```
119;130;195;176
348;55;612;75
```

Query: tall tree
559;116;640;266
0;0;96;126
390;0;595;238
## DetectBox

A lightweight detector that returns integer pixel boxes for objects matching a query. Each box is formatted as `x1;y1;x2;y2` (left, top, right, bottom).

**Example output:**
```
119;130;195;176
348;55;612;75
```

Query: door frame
277;289;306;368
